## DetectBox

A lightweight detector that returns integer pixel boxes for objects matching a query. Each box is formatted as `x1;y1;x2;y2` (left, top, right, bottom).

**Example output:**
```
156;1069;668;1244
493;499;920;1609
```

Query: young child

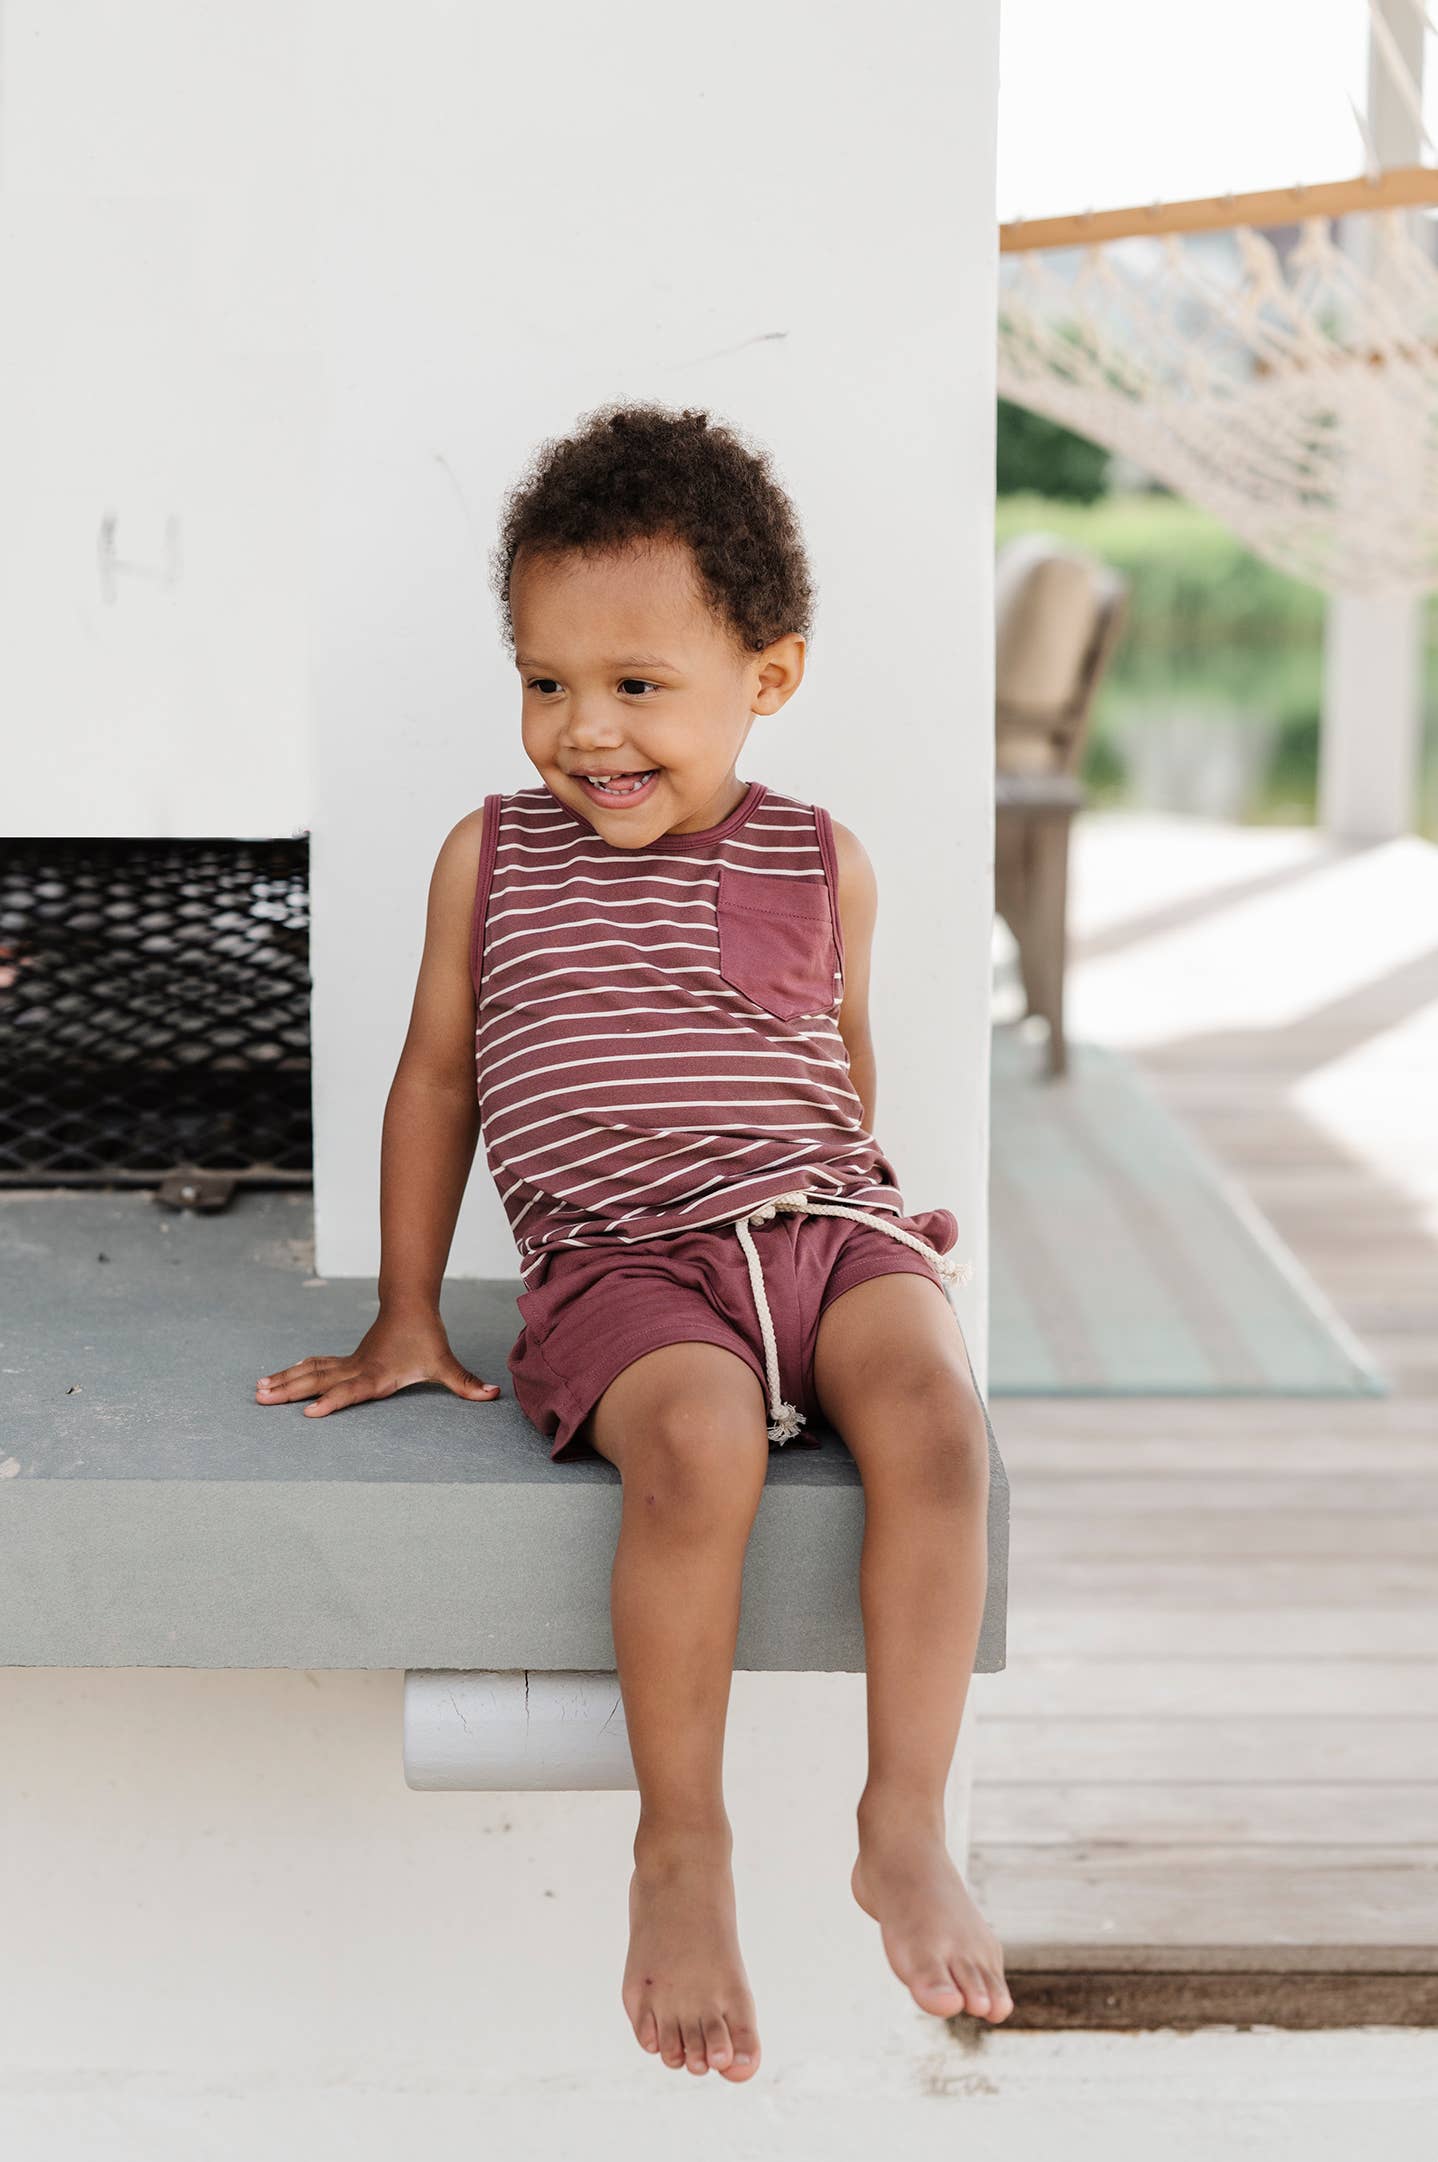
257;399;1012;2079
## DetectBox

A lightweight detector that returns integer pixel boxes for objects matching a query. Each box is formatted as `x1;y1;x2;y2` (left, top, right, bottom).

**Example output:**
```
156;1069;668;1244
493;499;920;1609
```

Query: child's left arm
829;818;879;1132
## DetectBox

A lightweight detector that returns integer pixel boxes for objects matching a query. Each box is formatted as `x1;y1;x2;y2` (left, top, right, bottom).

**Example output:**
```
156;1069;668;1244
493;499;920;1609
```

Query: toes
647;2009;749;2076
701;2013;734;2071
951;1959;991;2016
953;1959;1017;2022
720;2020;761;2081
909;1967;966;2016
657;2017;685;2070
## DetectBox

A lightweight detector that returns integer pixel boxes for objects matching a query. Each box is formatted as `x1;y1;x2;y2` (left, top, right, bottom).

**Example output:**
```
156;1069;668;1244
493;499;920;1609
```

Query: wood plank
1342;1319;1438;1350
985;1967;1438;2028
970;1845;1438;1948
990;1396;1438;1435
970;1716;1438;1781
1009;1476;1438;1513
1344;1347;1438;1387
1312;1301;1438;1333
1008;1514;1438;1558
1005;1560;1438;1604
1239;1201;1435;1239
987;1940;1438;1974
972;1781;1438;1845
986;1658;1438;1717
999;1438;1438;1473
990;1605;1438;1656
1238;1172;1432;1204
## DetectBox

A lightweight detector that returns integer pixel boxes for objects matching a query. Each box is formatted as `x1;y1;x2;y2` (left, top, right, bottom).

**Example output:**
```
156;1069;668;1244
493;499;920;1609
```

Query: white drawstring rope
732;1188;974;1444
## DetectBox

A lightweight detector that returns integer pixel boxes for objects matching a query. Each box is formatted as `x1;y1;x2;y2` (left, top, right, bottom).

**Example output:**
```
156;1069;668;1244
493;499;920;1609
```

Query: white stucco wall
0;1666;996;2154
0;0;996;1350
0;1;319;838
1;0;1000;2143
305;0;997;1332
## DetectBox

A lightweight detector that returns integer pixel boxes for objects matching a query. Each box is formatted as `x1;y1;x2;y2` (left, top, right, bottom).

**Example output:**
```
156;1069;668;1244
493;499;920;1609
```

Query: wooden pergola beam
1000;161;1438;254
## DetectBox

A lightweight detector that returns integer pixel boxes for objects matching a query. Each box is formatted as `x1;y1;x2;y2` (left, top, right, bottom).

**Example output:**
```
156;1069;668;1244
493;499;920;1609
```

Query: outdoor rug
988;1029;1386;1397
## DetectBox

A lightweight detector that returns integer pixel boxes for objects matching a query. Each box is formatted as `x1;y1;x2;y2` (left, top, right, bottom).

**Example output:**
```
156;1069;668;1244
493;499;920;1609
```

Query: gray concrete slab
0;1189;1008;1671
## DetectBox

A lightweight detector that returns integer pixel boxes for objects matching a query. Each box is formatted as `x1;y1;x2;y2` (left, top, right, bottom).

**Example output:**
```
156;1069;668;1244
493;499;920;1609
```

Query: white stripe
476;1007;849;1067
477;1033;854;1097
478;996;842;1047
493;1106;860;1161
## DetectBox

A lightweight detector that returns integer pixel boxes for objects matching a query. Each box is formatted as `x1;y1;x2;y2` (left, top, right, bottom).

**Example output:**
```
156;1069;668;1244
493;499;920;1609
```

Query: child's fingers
255;1356;340;1402
436;1352;503;1402
300;1370;399;1417
257;1354;500;1416
301;1379;372;1417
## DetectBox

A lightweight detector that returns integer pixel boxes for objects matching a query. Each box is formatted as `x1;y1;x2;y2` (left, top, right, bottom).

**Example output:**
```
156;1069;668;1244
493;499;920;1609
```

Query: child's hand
254;1312;503;1418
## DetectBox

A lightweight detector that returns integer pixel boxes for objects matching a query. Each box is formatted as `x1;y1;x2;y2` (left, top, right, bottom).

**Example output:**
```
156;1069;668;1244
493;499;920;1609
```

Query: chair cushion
995;533;1106;718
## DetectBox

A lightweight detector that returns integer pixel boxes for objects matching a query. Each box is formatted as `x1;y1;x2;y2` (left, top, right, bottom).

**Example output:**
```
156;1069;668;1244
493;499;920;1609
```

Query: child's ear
752;634;805;713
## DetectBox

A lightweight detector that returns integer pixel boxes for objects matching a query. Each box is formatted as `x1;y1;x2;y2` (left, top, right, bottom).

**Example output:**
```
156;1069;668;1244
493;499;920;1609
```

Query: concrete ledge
0;1189;1008;1672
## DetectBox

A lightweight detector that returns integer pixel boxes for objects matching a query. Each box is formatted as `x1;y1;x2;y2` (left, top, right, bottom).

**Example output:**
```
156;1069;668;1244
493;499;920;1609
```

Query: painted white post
1319;590;1424;839
309;0;998;1833
1319;0;1426;841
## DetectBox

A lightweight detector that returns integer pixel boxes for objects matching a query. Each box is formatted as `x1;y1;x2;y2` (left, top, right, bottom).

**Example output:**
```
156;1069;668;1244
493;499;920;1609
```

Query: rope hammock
997;0;1438;599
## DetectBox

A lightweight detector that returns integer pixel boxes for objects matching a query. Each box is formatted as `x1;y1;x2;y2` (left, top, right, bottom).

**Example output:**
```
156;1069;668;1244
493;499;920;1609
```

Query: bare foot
621;1823;762;2080
851;1805;1013;2024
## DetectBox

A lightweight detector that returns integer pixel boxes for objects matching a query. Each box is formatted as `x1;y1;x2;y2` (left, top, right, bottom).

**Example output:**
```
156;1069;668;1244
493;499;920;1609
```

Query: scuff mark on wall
665;329;790;369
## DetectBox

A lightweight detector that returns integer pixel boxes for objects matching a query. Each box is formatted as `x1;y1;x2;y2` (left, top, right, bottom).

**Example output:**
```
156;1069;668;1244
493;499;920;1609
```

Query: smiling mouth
572;769;661;801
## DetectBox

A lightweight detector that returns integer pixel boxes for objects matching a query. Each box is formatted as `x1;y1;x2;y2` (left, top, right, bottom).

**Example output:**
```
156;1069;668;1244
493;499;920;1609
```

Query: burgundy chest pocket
715;866;841;1022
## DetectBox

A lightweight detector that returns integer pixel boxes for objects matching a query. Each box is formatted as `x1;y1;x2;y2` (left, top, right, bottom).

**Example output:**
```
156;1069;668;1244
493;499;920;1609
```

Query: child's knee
622;1398;767;1527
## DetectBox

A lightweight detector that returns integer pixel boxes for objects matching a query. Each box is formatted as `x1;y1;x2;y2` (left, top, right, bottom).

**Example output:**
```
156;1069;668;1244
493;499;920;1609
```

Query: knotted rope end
767;1401;807;1446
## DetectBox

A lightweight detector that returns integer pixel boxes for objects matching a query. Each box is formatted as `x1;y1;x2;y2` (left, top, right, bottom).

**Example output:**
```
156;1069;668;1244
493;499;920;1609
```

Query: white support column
1319;589;1424;841
1319;0;1427;841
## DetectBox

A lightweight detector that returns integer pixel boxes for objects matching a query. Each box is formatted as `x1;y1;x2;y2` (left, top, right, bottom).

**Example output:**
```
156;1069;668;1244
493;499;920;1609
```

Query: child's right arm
255;806;505;1419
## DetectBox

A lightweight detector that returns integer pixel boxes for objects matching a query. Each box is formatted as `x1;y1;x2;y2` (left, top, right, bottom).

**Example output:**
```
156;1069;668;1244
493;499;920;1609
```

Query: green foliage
995;490;1438;837
996;491;1328;653
1078;727;1127;801
997;400;1113;504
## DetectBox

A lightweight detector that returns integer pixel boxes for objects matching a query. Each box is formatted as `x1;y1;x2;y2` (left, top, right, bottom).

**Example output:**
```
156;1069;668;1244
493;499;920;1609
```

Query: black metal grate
0;837;312;1184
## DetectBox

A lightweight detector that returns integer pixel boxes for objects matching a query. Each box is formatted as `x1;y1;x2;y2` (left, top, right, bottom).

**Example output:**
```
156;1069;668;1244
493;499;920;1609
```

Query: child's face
510;536;804;844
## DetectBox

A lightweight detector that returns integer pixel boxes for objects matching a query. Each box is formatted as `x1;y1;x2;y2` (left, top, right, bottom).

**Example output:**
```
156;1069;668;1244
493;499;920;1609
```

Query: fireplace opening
0;836;312;1203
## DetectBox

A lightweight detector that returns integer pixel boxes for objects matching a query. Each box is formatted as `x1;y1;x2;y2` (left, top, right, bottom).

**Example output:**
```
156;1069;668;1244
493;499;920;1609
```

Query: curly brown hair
490;399;817;658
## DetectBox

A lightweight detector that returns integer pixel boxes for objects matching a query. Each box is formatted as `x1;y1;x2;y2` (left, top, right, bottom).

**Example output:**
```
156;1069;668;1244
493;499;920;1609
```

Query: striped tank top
469;776;913;1288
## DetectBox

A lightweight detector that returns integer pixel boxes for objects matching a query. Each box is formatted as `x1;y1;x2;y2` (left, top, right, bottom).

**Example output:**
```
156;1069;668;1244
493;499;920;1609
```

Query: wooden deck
969;812;1438;2026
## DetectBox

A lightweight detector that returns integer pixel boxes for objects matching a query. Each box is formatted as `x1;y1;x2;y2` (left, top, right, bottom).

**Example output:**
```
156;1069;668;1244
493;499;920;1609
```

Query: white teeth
582;770;656;795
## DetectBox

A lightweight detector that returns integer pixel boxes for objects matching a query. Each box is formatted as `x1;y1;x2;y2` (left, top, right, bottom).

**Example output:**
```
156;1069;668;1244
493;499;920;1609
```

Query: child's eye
523;677;658;696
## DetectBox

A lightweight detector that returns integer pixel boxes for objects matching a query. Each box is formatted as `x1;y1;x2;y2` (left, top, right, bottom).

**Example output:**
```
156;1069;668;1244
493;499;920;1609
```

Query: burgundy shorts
506;1203;962;1461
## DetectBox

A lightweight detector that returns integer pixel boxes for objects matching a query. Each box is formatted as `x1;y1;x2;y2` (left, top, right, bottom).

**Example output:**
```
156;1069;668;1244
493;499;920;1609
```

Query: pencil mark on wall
664;329;790;369
96;513;183;605
432;450;488;568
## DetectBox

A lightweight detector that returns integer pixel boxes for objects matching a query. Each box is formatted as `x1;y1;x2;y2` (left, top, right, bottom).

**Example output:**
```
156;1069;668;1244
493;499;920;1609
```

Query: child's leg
810;1270;1015;2025
583;1340;771;2081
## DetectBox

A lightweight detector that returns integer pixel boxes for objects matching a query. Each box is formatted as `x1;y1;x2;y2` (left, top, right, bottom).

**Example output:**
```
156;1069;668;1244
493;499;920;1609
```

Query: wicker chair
993;534;1129;1079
